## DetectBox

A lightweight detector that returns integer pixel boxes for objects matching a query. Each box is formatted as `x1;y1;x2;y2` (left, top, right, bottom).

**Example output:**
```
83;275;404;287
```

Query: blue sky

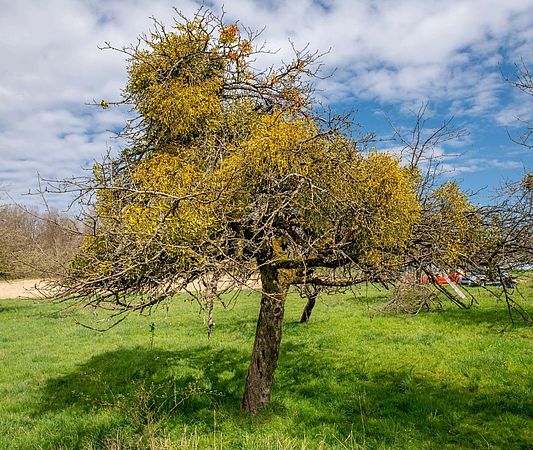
1;0;532;209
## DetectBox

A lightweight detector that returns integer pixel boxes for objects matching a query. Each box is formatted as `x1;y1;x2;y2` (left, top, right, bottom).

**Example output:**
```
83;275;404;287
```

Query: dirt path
0;279;47;299
0;276;263;300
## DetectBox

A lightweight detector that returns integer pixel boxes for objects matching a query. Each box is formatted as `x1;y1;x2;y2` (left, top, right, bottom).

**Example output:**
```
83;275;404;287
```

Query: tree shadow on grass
41;345;249;415
277;341;532;449
37;338;532;449
35;346;251;449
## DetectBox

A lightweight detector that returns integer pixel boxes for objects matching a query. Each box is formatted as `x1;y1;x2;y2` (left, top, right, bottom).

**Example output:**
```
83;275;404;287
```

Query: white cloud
495;97;533;127
229;0;532;110
442;157;525;176
0;0;532;207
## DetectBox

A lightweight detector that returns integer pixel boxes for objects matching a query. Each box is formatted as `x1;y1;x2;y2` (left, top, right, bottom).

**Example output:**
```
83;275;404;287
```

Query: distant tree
0;205;81;279
384;105;483;307
49;10;421;415
486;61;533;284
390;71;532;321
0;205;38;279
377;103;531;323
482;174;532;271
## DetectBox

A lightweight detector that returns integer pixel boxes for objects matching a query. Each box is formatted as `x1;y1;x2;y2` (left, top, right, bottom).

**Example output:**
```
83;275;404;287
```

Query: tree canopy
65;11;420;304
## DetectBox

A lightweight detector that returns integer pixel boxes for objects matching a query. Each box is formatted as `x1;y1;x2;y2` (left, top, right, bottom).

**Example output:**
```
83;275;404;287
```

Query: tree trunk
300;293;317;323
242;265;288;415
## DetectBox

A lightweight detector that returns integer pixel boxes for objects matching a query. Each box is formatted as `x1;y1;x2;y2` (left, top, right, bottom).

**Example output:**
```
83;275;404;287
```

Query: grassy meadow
0;281;532;449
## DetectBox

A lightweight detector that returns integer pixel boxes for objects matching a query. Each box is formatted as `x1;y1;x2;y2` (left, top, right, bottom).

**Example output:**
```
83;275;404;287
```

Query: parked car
421;272;462;285
458;272;516;289
458;273;485;287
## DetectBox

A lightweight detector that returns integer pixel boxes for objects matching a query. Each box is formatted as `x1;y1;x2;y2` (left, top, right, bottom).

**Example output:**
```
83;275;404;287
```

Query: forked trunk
300;293;317;323
242;265;288;415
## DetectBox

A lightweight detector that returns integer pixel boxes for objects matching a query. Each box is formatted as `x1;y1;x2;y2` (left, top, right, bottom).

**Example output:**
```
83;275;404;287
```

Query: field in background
0;283;532;449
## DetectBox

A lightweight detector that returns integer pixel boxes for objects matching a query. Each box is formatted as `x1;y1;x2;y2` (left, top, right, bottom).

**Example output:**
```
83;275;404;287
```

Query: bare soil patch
0;277;262;300
0;279;47;299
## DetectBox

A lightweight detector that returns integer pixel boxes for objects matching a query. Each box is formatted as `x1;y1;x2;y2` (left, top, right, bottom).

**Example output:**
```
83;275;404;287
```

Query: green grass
0;283;532;449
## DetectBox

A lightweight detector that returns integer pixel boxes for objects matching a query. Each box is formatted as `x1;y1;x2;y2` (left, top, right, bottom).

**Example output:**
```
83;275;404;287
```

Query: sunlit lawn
0;280;531;449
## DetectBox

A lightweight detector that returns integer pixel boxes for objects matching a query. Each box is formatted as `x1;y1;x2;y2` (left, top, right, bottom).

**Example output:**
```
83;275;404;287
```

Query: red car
421;272;462;285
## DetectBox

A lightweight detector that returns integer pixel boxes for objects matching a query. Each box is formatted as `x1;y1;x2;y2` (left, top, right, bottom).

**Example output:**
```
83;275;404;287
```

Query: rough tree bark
241;265;288;415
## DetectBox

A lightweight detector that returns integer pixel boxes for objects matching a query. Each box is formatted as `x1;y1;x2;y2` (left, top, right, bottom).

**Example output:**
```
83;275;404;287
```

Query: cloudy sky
1;0;532;208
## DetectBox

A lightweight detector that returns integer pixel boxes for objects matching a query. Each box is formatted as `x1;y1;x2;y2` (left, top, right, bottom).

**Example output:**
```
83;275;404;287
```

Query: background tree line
0;205;82;279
